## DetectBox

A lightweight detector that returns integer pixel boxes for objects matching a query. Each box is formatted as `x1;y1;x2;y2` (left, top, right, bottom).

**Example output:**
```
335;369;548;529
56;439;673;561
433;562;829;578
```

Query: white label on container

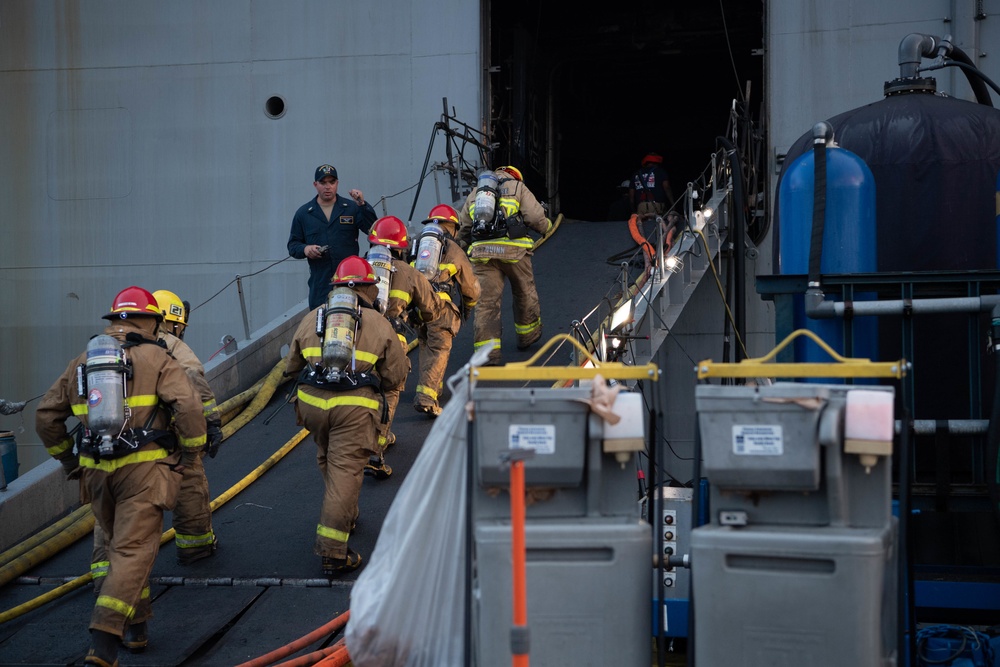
509;424;555;454
732;424;783;455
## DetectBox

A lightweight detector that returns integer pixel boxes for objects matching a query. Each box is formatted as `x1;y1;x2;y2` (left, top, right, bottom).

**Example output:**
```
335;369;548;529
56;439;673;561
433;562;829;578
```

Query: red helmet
496;165;523;181
426;204;459;225
332;256;377;286
368;216;409;248
642;153;663;165
102;286;162;321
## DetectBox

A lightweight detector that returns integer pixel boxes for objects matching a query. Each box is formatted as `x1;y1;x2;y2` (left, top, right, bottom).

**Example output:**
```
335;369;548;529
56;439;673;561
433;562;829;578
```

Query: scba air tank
414;223;445;279
321;287;359;382
84;334;127;454
778;125;878;368
473;170;499;227
366;244;393;313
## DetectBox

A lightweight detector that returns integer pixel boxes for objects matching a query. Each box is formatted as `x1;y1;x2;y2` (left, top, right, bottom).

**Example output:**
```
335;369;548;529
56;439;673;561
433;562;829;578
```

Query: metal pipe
805;294;1000;319
236;276;251;340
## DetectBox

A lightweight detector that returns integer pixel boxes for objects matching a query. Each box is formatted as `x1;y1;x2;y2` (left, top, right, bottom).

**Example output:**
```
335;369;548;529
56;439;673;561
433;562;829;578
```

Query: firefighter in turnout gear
457;166;550;366
152;289;222;562
414;204;481;414
35;286;207;667
283;256;408;575
363;216;441;476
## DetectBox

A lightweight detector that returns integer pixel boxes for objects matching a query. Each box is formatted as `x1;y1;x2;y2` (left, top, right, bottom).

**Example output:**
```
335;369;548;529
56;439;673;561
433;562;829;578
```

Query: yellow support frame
696;328;908;380
470;334;660;383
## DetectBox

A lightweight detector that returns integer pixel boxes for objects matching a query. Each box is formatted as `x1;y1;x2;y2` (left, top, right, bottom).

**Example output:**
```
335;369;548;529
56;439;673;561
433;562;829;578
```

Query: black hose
716;137;747;362
946;44;993;106
807;123;831;288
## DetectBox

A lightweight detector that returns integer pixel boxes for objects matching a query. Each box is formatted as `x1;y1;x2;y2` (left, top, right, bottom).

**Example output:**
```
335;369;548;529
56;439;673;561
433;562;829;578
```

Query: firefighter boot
517;326;542;350
122;621;148;653
414;396;442;416
177;535;218;565
364;454;393;480
84;629;120;667
322;548;363;577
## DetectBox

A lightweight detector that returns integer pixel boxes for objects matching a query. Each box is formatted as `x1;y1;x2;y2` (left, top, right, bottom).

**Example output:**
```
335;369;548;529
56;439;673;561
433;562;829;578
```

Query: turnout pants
172;451;215;561
295;401;377;559
472;256;541;358
416;307;461;407
84;459;180;636
377;347;410;447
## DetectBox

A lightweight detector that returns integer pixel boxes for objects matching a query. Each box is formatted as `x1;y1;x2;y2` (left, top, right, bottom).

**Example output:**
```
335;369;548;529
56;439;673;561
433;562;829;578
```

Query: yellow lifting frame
696;328;909;380
470;334;660;383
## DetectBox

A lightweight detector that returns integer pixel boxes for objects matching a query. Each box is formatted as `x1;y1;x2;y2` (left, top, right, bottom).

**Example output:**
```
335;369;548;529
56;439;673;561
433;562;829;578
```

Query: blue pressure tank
777;131;878;368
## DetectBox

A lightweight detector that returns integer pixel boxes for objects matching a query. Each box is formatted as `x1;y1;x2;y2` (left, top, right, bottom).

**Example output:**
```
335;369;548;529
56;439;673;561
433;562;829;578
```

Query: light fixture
609;297;633;332
664;255;684;274
702;206;714;220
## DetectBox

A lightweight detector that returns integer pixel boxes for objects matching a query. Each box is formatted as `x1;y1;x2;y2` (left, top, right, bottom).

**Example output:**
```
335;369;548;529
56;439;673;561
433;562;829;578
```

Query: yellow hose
0;427;310;625
0;504;92;569
0;362;301;625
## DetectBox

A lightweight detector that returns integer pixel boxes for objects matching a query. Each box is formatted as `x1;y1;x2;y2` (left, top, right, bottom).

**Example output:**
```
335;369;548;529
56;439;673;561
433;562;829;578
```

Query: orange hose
312;644;351;667
627;213;656;264
511;459;529;667
234;610;350;667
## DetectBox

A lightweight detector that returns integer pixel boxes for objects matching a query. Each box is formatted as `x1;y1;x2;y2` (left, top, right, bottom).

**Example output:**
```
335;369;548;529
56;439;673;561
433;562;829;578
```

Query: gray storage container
691;522;897;666
474;520;652;667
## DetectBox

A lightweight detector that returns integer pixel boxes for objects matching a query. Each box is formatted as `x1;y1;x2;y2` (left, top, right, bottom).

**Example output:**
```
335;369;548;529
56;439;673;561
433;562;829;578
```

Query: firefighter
283;256;408;575
363;216;441;476
457;166;550;365
413;204;481;414
36;286;207;667
152;289;223;562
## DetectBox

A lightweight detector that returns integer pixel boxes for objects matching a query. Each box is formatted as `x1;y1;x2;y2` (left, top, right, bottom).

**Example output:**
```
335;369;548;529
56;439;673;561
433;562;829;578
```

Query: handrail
470;333;659;383
695;328;909;380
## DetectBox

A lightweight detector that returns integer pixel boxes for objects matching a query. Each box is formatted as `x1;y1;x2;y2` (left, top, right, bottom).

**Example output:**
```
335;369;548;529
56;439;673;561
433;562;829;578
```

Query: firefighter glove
60;454;82;481
178;448;199;472
206;421;224;459
462;302;475;321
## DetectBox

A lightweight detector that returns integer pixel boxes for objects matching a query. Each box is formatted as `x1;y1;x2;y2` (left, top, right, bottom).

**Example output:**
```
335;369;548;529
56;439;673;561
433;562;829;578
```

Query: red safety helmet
496;165;523;181
642;153;663;165
332;256;377;286
102;286;163;321
368;216;409;249
425;204;459;225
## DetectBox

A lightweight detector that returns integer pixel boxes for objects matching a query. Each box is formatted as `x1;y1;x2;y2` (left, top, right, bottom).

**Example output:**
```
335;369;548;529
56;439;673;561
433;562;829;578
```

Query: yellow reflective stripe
350;351;375;365
436;292;453;302
389;288;412;304
316;523;350;544
498;197;521;217
96;594;136;620
126;395;158;408
71;404;88;416
176;531;216;548
415;385;438;400
140;586;150;601
396;333;407;344
302;346;322;359
474;339;501;350
80;447;171;473
179;433;207;448
440;263;458;277
46;438;74;458
464;300;478;307
515;318;542;334
470;237;534;249
296;389;380;411
91;561;110;579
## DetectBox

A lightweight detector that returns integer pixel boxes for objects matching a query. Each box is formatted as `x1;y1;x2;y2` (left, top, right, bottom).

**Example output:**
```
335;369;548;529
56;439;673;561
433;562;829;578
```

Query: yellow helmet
152;289;188;327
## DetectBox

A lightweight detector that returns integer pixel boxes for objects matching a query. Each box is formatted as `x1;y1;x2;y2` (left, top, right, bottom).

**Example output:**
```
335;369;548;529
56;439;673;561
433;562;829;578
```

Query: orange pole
511;459;529;667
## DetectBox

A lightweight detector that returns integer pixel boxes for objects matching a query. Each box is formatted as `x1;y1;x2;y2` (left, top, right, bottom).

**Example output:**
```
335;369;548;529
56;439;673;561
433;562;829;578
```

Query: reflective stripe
415;385;438;400
440;263;458;277
464;300;478;307
474;339;501;350
515;318;542;335
436;292;453;302
302;346;322;359
140;586;150;601
70;394;158;416
296;389;380;411
354;350;378;365
80;447;172;473
91;560;110;580
316;523;350;544
179;433;207;449
396;333;407;344
46;437;74;458
96;594;136;620
470;237;534;250
389;288;412;304
498;196;521;218
176;531;216;548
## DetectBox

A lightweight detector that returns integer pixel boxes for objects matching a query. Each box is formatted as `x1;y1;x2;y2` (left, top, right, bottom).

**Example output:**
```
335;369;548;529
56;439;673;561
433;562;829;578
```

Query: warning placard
732;424;784;455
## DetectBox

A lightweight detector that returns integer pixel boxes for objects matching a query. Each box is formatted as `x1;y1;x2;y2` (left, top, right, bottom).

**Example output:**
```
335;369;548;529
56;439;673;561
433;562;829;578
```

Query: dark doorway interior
491;2;764;222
